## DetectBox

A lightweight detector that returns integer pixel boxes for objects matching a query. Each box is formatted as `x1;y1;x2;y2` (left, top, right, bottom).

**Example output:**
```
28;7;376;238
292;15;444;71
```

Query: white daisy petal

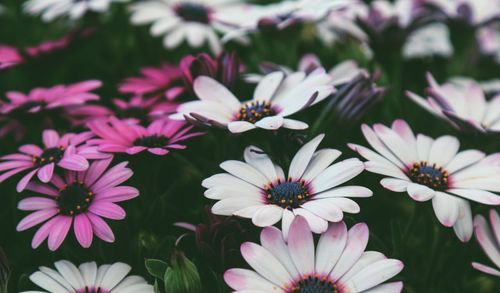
288;134;325;180
252;205;284;227
310;158;364;193
432;192;459;227
315;222;348;275
287;216;315;277
329;223;369;280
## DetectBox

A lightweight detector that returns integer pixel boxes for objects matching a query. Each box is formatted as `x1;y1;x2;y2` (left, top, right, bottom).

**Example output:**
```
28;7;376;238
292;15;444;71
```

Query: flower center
57;182;94;216
134;135;169;148
174;2;211;23
265;180;310;209
408;161;449;191
289;275;339;293
237;101;276;123
33;147;65;166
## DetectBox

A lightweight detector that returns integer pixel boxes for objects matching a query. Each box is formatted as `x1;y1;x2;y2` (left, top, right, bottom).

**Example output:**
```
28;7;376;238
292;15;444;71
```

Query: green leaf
145;259;169;281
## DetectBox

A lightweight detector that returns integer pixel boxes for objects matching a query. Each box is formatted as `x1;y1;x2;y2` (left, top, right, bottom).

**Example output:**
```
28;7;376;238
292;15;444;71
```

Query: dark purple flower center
134;135;169;148
79;287;108;293
174;2;211;24
57;182;94;216
33;147;64;166
289;275;338;293
408;161;449;191
237;101;276;123
265;180;310;209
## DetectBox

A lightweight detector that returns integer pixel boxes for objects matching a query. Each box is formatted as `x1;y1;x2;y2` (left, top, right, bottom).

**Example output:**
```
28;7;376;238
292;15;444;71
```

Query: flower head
180;52;241;93
402;23;453;59
0;80;103;140
0;130;107;192
88;117;203;156
23;260;154;292
24;0;125;21
225;216;404;293
472;209;500;277
407;73;500;133
129;0;242;53
349;119;500;242
119;63;184;100
425;0;500;27
203;134;370;238
16;158;138;250
171;70;335;133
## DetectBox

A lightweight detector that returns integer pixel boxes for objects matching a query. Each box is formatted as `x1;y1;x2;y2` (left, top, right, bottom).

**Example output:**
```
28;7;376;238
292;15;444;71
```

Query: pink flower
87;117;204;156
118;63;184;100
0;80;102;140
1;80;102;114
16;158;138;251
0;130;108;192
0;45;24;70
472;209;500;276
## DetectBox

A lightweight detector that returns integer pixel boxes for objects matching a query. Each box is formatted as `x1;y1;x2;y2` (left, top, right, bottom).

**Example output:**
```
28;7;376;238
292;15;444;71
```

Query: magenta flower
88;117;204;156
0;80;102;140
0;130;108;192
1;80;102;114
0;45;23;70
16;158;138;251
118;63;184;100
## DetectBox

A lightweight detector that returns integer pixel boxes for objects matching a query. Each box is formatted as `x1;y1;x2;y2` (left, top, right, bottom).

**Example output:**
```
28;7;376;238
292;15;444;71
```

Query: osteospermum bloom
88;117;203;156
0;130;107;192
1;80;102;115
225;216;404;293
23;260;154;293
349;119;500;242
203;134;370;238
472;209;500;276
129;0;243;54
171;70;335;133
16;158;138;250
407;73;500;133
24;0;127;22
118;63;184;100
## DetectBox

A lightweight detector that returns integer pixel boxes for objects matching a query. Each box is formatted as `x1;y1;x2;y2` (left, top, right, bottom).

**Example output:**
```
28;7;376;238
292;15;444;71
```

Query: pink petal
84;158;113;187
89;202;126;220
147;148;169;155
94;186;139;202
87;212;115;242
0;166;32;183
16;208;58;231
91;161;132;193
26;182;59;196
125;146;146;155
74;214;93;248
43;130;60;148
17;169;39;192
18;197;57;211
58;154;89;171
37;163;55;183
48;216;73;251
32;216;59;249
19;144;43;156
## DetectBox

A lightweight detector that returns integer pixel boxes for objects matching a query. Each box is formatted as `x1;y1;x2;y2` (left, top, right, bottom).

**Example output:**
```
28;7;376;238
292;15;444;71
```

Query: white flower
170;69;335;133
472;209;500;277
221;0;350;42
349;119;500;242
425;0;500;26
22;260;154;293
317;2;368;45
24;0;127;21
202;134;371;238
478;24;500;63
371;0;417;27
403;23;453;59
129;0;242;53
224;216;404;293
407;73;500;133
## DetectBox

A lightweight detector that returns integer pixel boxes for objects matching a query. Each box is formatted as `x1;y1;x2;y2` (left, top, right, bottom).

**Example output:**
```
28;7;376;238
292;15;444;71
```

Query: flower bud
164;250;202;293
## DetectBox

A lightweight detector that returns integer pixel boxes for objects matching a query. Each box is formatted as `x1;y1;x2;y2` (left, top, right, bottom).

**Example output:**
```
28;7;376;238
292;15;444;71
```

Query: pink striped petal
89;202;126;220
19;144;43;156
147;148;169;155
58;154;89;171
125;146;146;155
18;197;57;211
87;212;115;242
94;186;139;202
74;214;93;248
32;216;60;249
48;216;73;251
43;130;60;148
37;163;55;183
16;208;58;231
26;182;59;196
17;169;39;192
84;158;113;187
0;166;31;183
